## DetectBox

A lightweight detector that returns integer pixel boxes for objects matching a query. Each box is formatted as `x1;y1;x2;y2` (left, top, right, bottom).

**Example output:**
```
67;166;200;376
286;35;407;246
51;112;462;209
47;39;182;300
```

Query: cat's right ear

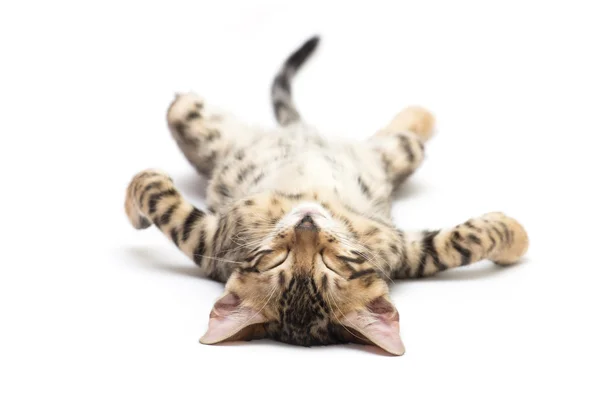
199;293;267;345
341;296;406;356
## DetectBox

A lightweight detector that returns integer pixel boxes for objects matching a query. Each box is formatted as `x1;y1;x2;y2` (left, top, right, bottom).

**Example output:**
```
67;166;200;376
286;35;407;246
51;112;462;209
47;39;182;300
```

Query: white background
1;1;599;396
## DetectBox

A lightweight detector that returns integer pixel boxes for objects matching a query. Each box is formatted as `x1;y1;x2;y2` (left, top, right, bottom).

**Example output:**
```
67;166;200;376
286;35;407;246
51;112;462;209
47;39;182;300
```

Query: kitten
125;36;528;355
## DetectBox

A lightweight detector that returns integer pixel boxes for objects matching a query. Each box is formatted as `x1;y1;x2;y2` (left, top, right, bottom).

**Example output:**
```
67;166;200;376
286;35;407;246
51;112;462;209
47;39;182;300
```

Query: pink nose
295;215;317;230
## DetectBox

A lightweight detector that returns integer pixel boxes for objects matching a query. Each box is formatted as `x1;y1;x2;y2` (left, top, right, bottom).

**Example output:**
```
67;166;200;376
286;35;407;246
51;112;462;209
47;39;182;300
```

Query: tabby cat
125;36;528;355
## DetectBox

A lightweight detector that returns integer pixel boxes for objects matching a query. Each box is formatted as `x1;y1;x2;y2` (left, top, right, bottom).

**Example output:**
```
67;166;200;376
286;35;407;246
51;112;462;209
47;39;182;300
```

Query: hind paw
380;106;436;142
166;93;209;143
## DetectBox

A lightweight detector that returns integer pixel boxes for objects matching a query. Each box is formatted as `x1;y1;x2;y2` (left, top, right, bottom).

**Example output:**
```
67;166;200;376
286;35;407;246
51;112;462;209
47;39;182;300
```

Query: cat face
200;192;405;355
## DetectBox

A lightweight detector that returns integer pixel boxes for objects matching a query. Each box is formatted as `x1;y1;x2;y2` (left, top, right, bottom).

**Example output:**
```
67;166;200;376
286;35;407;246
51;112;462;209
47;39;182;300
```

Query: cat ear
341;297;405;356
199;292;267;345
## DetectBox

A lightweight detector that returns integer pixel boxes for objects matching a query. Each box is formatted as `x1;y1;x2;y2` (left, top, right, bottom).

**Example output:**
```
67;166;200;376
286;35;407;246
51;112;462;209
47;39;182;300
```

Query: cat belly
269;155;339;192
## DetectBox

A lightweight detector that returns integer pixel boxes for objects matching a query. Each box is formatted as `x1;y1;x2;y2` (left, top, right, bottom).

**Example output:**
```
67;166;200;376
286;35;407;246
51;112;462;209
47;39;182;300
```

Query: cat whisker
192;254;245;265
324;291;363;342
237;284;278;331
335;237;395;284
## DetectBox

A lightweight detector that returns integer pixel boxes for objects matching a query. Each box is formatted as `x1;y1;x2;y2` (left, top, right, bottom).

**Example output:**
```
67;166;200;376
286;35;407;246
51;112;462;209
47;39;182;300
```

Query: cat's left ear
199;292;267;345
341;296;406;356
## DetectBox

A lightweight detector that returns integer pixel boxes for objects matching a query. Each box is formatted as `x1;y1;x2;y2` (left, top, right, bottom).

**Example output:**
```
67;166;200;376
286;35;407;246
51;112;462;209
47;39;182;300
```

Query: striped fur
271;36;319;126
124;37;529;355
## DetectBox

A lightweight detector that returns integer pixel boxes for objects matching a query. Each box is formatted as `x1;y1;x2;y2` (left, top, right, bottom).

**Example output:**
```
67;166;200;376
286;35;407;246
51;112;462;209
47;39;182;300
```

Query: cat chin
291;202;329;218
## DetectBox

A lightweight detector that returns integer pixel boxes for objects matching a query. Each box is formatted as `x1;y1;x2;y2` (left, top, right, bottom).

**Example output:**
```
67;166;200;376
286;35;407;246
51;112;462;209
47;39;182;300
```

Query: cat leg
368;106;435;189
125;169;226;280
167;93;261;176
393;212;529;278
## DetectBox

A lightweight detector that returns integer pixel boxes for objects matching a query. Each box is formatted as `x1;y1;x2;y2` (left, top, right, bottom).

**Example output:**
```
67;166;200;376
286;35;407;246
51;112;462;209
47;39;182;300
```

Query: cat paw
166;92;223;146
482;212;529;265
384;106;435;142
166;93;206;141
125;169;173;229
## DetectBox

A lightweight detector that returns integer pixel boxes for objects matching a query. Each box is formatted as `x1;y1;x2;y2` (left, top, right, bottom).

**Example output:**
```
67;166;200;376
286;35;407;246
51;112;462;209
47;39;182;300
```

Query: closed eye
320;249;343;277
246;249;273;264
336;251;366;265
260;250;290;271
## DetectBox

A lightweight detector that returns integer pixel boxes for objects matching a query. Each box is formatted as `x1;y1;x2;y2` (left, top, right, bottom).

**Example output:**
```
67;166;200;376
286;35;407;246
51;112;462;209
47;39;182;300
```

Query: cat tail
271;35;320;126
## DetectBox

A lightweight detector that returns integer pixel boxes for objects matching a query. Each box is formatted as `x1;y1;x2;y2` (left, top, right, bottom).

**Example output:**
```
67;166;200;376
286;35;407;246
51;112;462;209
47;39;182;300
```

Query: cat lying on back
125;36;528;355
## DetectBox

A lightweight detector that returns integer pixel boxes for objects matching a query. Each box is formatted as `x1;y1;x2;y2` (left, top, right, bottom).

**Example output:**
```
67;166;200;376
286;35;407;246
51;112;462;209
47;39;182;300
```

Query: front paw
482;212;529;265
124;169;173;230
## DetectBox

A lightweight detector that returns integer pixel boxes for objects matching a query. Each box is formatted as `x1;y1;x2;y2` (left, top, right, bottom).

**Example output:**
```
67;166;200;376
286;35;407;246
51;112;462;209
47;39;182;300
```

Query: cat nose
296;215;317;231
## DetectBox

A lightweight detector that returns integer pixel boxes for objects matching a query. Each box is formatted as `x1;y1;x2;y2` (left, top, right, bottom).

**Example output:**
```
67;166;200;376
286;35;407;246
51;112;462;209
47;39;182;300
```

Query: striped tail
271;35;320;126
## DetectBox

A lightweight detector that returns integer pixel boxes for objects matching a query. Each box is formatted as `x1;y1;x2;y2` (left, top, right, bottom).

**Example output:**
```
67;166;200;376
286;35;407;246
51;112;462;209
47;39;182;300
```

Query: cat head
200;191;404;355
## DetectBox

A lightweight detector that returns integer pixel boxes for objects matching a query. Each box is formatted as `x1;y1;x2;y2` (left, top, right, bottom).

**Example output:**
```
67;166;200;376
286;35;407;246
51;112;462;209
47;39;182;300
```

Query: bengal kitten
125;36;528;355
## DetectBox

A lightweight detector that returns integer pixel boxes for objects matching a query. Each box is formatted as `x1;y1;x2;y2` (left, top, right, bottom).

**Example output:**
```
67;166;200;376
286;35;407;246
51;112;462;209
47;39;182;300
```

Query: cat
124;36;528;355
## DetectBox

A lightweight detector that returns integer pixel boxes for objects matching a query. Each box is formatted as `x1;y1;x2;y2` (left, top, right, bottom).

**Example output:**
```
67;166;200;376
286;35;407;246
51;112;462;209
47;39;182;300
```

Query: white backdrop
1;1;599;396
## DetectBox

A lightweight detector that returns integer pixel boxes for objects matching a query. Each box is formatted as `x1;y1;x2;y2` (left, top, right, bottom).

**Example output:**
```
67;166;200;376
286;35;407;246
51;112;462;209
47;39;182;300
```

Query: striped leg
167;93;261;176
125;169;218;275
369;106;435;189
395;212;529;278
